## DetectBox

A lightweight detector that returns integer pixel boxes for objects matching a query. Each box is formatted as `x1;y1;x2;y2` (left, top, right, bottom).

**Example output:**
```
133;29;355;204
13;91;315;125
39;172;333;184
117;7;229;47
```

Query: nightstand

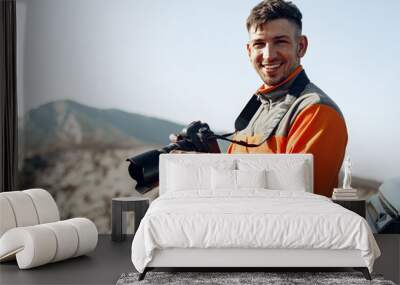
332;199;366;218
111;197;150;242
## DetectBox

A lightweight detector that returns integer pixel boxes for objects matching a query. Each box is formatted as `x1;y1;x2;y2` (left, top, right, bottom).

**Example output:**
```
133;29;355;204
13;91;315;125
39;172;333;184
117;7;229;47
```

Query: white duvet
131;190;380;273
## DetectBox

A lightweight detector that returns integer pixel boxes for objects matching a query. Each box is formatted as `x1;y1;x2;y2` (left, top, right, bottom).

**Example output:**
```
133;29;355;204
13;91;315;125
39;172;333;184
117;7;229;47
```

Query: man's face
247;19;308;87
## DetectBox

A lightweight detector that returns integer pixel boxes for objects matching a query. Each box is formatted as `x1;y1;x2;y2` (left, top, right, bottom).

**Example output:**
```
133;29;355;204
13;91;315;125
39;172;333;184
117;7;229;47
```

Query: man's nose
262;44;277;61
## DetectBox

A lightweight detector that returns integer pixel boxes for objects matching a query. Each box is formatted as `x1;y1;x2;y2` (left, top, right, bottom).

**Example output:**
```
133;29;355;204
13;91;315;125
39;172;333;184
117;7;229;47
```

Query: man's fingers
169;133;199;153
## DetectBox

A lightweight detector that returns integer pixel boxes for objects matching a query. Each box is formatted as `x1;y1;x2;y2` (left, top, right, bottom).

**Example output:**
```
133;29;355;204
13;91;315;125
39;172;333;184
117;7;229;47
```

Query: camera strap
216;70;310;148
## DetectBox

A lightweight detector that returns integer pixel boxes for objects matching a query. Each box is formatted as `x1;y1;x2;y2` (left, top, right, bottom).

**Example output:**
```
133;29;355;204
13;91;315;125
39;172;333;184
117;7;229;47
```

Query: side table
112;197;150;242
332;199;366;218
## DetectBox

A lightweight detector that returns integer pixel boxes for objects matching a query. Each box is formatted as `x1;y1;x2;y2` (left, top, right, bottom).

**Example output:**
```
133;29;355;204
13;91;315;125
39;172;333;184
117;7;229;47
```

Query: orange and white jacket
228;67;348;197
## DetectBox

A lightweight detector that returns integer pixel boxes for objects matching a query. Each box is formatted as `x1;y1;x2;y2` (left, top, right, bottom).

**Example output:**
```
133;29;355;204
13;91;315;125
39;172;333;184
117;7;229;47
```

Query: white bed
131;154;380;280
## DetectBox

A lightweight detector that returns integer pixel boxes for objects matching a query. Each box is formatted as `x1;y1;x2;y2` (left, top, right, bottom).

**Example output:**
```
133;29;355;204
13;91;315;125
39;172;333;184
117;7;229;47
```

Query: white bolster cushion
0;196;17;237
42;221;79;262
65;218;98;257
0;189;60;238
0;191;39;227
23;189;60;223
0;226;57;269
0;218;98;269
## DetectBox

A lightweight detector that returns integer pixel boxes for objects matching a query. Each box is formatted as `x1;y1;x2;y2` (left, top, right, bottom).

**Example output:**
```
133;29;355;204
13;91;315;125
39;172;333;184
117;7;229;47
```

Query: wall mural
16;0;400;234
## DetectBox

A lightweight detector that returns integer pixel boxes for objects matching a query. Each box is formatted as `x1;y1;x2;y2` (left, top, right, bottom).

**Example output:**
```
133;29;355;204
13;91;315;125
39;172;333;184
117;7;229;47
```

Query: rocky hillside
19;100;186;233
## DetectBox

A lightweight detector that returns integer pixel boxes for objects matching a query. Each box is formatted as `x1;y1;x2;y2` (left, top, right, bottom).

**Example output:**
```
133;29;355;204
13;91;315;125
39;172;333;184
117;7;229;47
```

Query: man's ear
246;43;252;59
297;35;308;58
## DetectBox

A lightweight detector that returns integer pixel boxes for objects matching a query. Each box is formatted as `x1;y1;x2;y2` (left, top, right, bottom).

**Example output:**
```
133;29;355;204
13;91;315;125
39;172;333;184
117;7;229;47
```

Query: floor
1;234;399;285
0;235;134;285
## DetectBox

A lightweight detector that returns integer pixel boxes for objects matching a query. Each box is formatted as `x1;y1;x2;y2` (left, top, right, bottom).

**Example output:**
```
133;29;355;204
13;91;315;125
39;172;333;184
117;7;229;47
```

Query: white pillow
238;159;307;191
167;162;209;191
167;160;235;192
236;169;267;189
211;168;236;190
267;165;306;191
211;168;268;190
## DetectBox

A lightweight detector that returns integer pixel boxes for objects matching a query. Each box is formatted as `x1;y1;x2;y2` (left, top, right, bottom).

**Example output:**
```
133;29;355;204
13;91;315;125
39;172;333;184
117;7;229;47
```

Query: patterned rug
116;271;396;285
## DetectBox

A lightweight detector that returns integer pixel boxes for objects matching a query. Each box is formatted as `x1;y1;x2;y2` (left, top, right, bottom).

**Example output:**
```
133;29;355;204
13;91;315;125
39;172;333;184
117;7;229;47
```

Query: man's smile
261;62;283;73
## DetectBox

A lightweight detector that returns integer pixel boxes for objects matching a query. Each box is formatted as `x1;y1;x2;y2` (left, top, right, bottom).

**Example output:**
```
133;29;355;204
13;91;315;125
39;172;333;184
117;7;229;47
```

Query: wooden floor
0;235;134;285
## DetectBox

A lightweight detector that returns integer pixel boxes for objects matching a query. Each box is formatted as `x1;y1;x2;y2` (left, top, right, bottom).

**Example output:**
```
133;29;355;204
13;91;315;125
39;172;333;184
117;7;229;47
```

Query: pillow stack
166;160;235;191
165;158;308;193
237;159;308;192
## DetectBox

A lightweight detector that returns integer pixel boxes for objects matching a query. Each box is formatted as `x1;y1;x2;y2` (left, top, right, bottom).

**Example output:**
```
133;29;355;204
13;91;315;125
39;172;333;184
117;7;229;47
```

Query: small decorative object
332;157;359;200
342;156;352;189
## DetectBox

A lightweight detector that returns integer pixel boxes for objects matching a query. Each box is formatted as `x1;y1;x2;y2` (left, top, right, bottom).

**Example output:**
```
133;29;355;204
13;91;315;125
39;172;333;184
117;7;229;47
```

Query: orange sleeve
286;104;348;197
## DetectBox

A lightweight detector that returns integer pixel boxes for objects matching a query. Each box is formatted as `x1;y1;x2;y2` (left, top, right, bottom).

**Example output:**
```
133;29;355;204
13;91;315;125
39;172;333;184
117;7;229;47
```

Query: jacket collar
257;66;303;102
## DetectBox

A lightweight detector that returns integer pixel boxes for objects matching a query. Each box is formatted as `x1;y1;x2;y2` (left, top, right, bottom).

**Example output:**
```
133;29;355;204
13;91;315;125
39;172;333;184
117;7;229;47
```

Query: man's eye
253;43;264;48
276;40;288;44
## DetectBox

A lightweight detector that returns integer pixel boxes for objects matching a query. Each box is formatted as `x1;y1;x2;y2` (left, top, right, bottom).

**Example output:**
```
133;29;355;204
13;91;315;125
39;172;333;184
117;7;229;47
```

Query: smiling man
228;0;348;197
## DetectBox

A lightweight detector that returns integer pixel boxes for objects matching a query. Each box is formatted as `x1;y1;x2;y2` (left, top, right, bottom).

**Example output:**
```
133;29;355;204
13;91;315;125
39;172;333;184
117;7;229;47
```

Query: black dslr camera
126;121;220;193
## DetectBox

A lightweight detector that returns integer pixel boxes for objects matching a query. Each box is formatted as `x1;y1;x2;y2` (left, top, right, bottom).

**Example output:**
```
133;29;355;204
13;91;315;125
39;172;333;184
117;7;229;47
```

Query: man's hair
246;0;302;34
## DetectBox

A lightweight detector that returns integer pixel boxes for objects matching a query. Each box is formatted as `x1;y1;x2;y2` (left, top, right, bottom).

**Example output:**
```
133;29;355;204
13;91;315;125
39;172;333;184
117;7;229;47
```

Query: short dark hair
246;0;302;33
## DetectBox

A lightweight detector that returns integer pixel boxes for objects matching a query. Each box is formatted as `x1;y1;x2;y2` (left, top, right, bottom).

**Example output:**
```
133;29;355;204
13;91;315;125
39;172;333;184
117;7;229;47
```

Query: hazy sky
17;0;400;181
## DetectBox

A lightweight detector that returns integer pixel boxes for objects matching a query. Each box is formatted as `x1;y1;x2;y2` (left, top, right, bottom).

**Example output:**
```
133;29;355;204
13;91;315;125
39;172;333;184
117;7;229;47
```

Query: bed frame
139;248;371;280
137;154;372;281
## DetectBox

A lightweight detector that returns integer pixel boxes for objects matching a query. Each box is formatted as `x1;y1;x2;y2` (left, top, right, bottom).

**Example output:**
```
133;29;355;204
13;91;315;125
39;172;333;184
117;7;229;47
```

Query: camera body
127;121;220;193
163;121;220;153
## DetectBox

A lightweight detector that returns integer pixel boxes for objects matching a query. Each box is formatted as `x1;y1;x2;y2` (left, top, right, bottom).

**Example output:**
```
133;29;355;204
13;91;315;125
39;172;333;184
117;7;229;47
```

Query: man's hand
168;133;198;154
169;133;179;144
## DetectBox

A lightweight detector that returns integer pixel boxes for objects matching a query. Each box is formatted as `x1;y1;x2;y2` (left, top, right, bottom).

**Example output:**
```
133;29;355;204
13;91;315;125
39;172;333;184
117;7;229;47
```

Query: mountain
23;100;186;153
